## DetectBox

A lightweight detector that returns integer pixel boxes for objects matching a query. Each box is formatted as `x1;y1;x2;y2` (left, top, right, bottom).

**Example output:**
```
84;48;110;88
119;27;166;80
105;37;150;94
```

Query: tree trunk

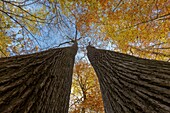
87;45;170;113
0;43;77;113
81;90;86;113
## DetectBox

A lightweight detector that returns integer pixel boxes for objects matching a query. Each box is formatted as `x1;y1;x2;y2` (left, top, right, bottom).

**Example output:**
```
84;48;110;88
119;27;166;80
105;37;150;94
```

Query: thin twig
1;9;41;47
113;0;123;12
75;25;78;41
54;41;72;48
0;49;7;57
130;46;170;57
2;0;46;21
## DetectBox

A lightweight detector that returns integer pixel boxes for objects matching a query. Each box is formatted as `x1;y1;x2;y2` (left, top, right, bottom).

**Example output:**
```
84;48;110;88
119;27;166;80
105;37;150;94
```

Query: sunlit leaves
57;0;170;60
1;0;169;59
0;0;51;56
0;32;11;57
70;61;104;113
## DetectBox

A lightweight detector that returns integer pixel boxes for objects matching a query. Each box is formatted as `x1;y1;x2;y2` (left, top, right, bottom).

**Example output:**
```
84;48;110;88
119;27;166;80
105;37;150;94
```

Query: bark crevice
87;45;170;113
0;43;77;113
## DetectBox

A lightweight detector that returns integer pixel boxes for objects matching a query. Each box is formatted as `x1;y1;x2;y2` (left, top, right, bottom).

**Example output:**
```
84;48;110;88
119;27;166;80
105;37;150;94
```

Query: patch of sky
6;0;118;61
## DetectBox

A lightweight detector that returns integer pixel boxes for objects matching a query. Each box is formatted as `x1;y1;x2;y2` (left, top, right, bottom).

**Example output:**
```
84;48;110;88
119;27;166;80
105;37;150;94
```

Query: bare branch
75;25;78;41
130;45;170;57
2;0;46;21
0;9;41;47
113;0;123;12
54;41;73;48
0;48;7;57
128;13;170;29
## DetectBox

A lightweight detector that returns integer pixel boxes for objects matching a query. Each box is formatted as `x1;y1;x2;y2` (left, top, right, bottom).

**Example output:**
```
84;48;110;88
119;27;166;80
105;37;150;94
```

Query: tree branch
2;0;46;21
130;45;170;57
0;48;7;57
113;0;123;12
0;9;41;47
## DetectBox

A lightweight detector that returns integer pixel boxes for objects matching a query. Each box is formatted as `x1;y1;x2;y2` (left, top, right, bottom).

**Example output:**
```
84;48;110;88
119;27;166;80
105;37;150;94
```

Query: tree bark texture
0;43;77;113
87;45;170;113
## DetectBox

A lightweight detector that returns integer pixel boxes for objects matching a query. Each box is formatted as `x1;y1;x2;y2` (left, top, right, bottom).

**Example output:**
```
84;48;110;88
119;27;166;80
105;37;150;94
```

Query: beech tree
87;45;170;113
0;42;77;113
1;0;170;112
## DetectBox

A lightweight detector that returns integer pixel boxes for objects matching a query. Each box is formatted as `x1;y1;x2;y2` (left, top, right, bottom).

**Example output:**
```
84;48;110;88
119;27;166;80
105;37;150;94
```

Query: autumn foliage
0;0;170;112
1;0;170;59
59;0;170;60
70;61;104;113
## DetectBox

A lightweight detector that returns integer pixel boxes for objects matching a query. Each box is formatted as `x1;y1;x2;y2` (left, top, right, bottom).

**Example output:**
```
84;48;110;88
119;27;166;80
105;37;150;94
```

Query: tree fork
87;45;170;113
0;43;77;113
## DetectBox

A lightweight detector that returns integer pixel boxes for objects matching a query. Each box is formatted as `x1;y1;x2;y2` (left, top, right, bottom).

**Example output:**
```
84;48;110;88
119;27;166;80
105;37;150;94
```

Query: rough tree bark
87;45;170;113
0;43;77;113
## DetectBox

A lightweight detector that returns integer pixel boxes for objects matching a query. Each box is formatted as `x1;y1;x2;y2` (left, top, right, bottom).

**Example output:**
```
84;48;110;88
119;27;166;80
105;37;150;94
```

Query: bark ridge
0;43;77;113
87;45;170;113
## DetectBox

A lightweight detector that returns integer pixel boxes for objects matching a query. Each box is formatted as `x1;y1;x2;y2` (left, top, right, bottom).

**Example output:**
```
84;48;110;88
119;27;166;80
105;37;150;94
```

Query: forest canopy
0;0;170;112
0;0;170;60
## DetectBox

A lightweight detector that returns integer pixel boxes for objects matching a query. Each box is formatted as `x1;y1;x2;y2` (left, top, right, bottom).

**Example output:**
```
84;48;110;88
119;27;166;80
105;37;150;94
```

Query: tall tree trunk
81;90;86;113
0;43;77;113
87;45;170;113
